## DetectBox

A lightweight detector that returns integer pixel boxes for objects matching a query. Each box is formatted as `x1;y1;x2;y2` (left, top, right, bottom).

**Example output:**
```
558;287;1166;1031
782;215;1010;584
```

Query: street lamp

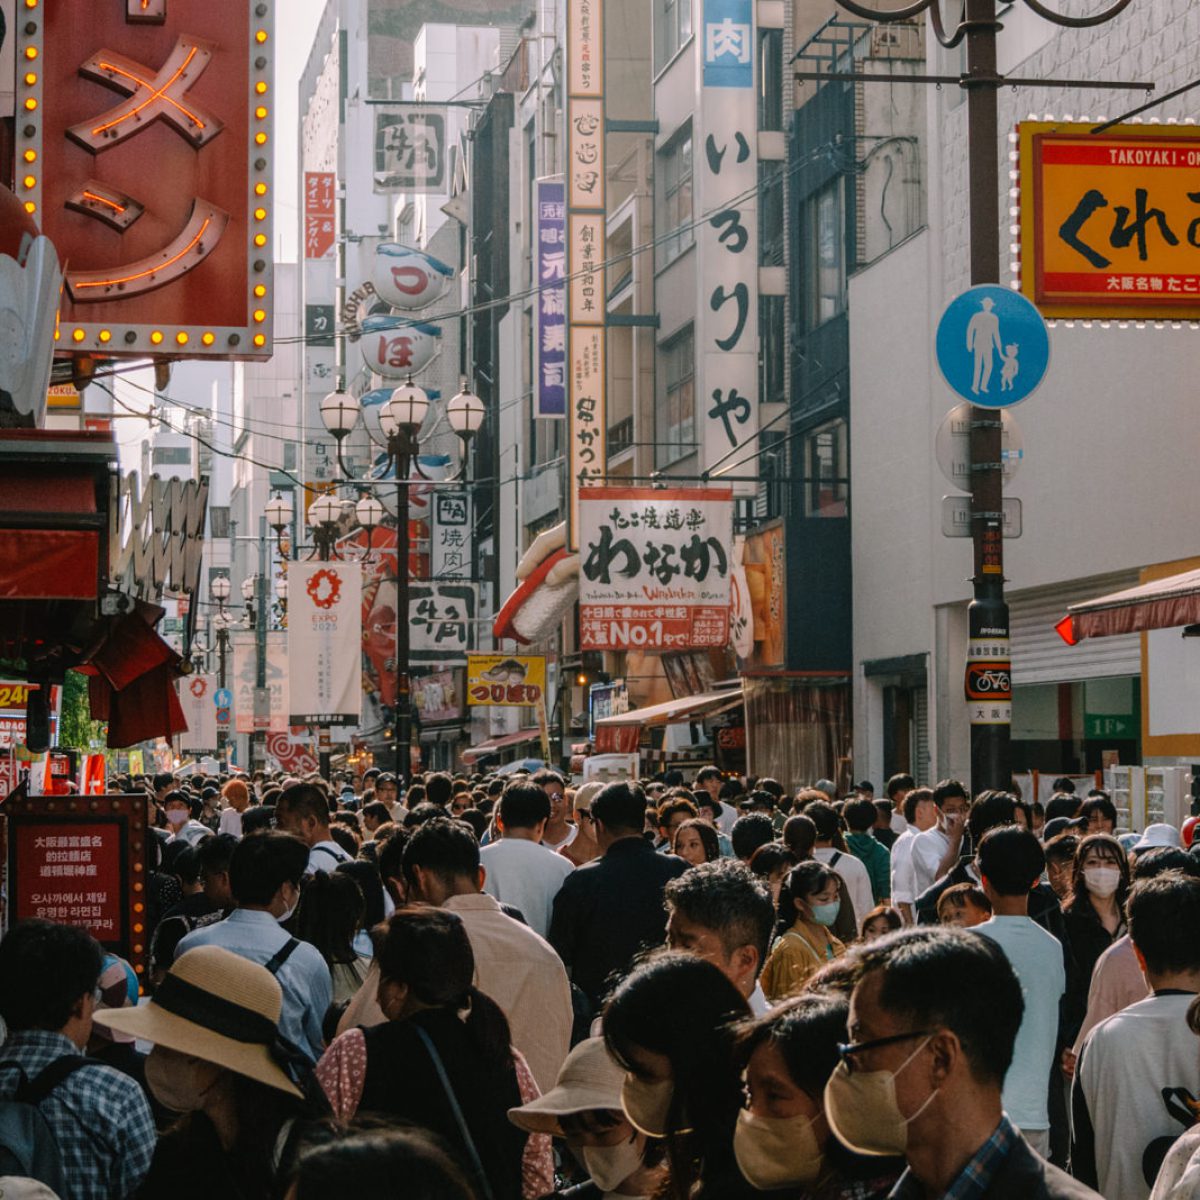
265;492;292;554
307;493;344;562
211;574;231;613
320;390;362;477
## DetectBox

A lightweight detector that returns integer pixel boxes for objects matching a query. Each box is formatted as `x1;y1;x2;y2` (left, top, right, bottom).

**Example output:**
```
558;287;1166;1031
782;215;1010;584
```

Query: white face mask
620;1074;675;1139
276;883;298;924
581;1136;644;1192
145;1048;223;1113
165;808;188;827
734;1107;824;1189
1084;866;1121;898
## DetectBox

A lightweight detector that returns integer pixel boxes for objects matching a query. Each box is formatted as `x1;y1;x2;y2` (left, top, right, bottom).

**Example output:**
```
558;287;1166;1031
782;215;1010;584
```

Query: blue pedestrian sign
935;285;1049;408
214;688;233;709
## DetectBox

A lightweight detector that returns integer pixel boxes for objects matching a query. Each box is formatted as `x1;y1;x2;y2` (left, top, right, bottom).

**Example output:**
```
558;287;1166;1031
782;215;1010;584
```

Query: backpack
0;1055;94;1194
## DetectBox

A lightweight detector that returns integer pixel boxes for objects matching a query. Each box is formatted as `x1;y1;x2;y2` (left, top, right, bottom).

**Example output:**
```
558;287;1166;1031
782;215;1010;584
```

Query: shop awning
1056;567;1200;644
461;728;543;763
595;687;743;728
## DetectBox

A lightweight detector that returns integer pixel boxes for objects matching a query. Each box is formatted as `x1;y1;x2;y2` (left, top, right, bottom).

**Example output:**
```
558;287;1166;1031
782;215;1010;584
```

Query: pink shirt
1073;934;1150;1054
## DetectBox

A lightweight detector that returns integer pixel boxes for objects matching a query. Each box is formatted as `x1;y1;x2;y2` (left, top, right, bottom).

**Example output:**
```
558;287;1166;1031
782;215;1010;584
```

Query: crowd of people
2;764;1200;1200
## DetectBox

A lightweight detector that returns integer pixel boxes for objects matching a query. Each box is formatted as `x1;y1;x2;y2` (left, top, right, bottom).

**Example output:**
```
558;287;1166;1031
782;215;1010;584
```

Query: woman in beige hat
508;1037;665;1199
93;944;321;1200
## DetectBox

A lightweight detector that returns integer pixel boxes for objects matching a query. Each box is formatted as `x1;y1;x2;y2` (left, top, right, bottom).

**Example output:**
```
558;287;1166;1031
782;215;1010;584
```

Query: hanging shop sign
414;670;461;723
372;243;453;310
374;106;448;193
536;179;567;418
359;315;442;379
579;487;734;651
0;682;60;750
304;172;336;261
20;1;275;359
1019;121;1200;319
431;490;472;580
409;583;476;667
109;472;209;602
231;633;288;734
177;673;217;752
288;562;362;726
466;654;547;707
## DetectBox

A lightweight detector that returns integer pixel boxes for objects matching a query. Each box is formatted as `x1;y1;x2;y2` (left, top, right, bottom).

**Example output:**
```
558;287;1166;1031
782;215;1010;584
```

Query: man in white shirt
664;858;775;1016
1073;873;1200;1200
806;800;874;929
885;772;915;836
890;787;938;923
974;825;1066;1157
273;782;353;875
162;791;212;847
481;780;574;938
910;779;971;899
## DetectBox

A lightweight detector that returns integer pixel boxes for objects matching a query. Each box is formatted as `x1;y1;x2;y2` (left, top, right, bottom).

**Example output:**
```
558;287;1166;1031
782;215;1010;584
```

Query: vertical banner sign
264;633;290;732
697;0;759;495
432;491;473;580
231;634;256;736
536;179;567;417
578;487;734;651
566;0;607;548
374;107;448;193
304;172;336;260
288;562;363;726
178;674;218;752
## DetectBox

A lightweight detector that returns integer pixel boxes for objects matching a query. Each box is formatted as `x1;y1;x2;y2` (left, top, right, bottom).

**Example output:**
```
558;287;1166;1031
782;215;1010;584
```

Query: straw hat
508;1037;625;1135
92;945;302;1098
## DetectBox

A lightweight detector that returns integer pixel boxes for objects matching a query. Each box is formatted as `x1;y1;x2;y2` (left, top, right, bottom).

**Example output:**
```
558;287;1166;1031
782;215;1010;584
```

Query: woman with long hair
673;817;721;866
748;842;798;908
315;908;527;1200
293;870;373;1006
760;862;845;1003
602;952;755;1200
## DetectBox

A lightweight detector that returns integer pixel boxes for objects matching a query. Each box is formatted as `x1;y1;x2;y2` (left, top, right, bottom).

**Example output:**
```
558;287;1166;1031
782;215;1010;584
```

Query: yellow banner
466;655;547;707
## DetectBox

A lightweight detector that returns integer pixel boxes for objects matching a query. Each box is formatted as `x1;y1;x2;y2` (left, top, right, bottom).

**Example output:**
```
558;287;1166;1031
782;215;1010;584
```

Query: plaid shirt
889;1116;1018;1200
0;1029;155;1200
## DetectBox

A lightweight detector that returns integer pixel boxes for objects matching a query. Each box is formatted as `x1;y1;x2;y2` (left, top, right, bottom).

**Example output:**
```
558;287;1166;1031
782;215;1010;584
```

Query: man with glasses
826;926;1099;1199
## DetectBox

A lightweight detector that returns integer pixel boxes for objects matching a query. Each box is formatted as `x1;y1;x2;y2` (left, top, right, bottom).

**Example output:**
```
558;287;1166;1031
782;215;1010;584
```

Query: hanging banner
414;670;462;723
304;172;336;260
374;106;448;193
536;179;567;418
466;655;547;707
696;0;759;495
579;487;734;651
409;583;477;666
231;635;255;736
288;563;363;726
177;674;217;752
372;244;453;310
265;730;319;776
432;491;473;580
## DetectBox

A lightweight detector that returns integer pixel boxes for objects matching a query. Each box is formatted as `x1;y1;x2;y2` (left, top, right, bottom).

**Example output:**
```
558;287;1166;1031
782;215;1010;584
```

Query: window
658;127;693;268
760;162;785;266
151;446;191;467
656;0;693;70
657;326;695;467
760;295;785;405
758;29;784;132
208;506;230;539
805;418;848;517
283;442;298;471
803;180;846;329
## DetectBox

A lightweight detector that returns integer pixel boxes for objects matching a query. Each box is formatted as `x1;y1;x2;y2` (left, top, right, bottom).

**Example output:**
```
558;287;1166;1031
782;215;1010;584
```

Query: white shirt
168;819;211;846
217;808;243;838
890;827;918;906
307;839;353;875
976;915;1065;1130
716;801;738;837
890;809;908;835
909;825;951;898
543;823;578;853
815;846;873;930
748;982;770;1016
480;836;574;938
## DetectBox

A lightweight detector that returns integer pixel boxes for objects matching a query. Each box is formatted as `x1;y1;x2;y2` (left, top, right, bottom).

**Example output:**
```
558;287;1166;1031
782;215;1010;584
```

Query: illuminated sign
19;1;274;359
1020;121;1200;319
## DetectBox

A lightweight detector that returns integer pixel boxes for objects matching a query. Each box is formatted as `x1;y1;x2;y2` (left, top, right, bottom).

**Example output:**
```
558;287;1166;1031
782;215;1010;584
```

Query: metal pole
395;471;410;782
255;515;269;774
217;625;228;760
964;0;1011;792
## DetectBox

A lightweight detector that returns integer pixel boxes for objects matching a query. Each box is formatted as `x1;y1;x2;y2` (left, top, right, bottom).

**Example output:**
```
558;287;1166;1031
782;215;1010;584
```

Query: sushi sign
466;655;547;707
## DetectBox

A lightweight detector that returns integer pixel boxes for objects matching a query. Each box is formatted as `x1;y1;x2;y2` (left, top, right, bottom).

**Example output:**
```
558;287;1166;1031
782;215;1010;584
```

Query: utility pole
394;474;409;782
254;514;269;773
804;0;1144;793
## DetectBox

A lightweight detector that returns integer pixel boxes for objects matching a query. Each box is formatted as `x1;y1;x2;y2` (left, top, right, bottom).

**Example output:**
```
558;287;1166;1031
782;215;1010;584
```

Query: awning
1056;567;1200;644
594;687;743;728
461;728;542;764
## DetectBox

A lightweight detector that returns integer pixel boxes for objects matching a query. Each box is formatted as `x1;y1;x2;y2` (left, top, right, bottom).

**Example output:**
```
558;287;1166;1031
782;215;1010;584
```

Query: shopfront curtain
744;676;851;793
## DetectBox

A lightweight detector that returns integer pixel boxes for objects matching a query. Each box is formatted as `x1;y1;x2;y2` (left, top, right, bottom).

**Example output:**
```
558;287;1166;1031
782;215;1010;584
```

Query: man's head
496;781;552;841
844;798;877;834
228;831;309;917
664;860;774;999
590;781;647;848
886;773;915;808
1128;872;1200;982
1080;794;1117;835
656;797;698;846
221;778;250;813
0;919;104;1046
936;883;992;928
152;772;175;801
274;783;333;847
195;833;238;909
402;818;483;905
804;801;840;845
975;825;1044;906
1043;833;1080;901
731;813;776;863
695;765;723;801
423;772;453;809
361;801;392;835
162;790;194;830
1044;792;1081;823
966;790;1017;845
375;772;400;808
902;787;937;832
931;779;970;826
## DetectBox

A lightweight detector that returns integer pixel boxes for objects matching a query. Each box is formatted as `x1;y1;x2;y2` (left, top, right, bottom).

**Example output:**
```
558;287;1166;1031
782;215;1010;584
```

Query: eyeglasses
836;1029;932;1073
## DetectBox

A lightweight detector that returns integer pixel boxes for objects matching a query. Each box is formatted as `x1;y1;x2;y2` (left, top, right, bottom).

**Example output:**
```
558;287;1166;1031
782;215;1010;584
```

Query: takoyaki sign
466;655;547;708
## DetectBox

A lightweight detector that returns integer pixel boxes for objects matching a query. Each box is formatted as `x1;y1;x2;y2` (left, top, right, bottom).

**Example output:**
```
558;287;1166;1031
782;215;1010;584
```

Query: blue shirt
177;907;332;1063
889;1115;1018;1200
0;1029;155;1200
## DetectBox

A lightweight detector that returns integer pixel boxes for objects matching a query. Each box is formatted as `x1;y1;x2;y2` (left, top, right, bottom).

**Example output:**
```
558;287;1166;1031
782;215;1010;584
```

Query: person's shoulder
290;937;333;977
987;1136;1102;1198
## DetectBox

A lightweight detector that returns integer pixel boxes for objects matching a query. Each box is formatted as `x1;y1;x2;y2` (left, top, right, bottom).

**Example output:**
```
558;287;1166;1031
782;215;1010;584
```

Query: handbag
414;1024;497;1200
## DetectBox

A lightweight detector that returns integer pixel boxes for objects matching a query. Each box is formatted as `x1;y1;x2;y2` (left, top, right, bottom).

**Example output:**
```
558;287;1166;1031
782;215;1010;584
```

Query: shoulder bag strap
264;936;300;976
414;1024;496;1200
15;1055;92;1104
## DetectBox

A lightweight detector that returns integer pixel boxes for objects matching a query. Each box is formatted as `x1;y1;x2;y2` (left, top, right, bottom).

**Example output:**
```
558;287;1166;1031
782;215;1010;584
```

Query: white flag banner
177;674;217;751
232;634;256;735
232;632;291;733
288;561;363;726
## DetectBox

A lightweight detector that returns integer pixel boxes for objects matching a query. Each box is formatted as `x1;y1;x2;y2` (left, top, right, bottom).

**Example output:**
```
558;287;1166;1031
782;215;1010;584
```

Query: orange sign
1020;121;1200;318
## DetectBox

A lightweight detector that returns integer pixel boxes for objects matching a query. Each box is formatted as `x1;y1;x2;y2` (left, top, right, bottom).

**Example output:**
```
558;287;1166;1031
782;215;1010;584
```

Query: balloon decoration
358;315;442;379
372;243;453;310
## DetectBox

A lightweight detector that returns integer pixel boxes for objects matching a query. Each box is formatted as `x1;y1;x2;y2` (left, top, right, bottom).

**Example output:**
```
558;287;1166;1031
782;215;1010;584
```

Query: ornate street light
265;492;292;554
320;390;362;476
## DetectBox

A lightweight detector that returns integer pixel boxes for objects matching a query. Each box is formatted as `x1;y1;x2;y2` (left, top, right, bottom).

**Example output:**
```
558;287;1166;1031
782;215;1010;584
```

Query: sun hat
508;1037;625;1136
92;945;303;1097
0;1178;61;1200
1132;822;1183;854
573;781;605;814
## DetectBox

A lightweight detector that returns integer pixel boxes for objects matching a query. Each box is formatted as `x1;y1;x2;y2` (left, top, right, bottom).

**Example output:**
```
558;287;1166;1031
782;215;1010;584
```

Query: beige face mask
145;1047;224;1113
824;1036;938;1157
620;1074;675;1139
581;1135;644;1192
733;1107;824;1189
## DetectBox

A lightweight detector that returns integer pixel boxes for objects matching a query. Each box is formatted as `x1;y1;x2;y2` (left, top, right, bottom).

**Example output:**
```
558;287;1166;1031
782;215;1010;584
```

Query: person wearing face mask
825;927;1100;1199
162;791;212;847
508;1037;666;1199
760;863;846;1003
732;991;903;1197
175;831;332;1064
93;945;322;1200
602;952;756;1200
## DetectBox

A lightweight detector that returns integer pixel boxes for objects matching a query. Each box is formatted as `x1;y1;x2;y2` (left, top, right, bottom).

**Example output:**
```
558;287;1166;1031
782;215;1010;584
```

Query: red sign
20;2;274;359
12;821;124;939
304;171;335;260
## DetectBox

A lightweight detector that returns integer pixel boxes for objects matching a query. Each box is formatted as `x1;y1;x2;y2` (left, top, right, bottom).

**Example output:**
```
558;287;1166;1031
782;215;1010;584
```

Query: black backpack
0;1055;94;1194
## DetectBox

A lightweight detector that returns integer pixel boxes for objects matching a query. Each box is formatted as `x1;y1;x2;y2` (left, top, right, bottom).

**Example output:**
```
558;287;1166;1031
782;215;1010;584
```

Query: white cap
1132;823;1183;853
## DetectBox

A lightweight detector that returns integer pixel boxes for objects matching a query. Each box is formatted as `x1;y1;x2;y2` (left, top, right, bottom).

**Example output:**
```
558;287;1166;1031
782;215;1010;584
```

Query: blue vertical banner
536;179;567;417
703;0;754;88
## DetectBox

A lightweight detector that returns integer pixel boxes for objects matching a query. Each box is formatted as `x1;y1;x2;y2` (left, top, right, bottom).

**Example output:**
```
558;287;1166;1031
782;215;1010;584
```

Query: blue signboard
703;0;754;88
214;689;233;709
935;285;1050;408
536;179;566;417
